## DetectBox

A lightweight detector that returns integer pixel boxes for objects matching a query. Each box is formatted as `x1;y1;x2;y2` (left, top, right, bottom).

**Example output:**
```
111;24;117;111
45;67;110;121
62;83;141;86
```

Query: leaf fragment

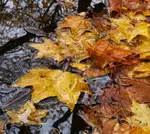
7;101;48;124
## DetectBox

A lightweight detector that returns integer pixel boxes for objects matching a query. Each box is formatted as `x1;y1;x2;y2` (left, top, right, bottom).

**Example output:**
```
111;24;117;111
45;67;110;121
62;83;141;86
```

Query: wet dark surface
0;0;109;133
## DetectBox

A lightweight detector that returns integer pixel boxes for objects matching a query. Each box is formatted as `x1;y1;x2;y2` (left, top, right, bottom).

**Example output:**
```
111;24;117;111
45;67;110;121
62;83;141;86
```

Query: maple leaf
119;78;150;107
109;0;150;15
109;0;122;14
136;39;150;60
110;16;150;43
129;127;150;134
127;62;150;78
57;15;98;62
122;0;150;12
29;39;71;62
126;101;150;128
7;101;48;124
128;22;150;42
12;68;90;111
87;39;138;68
126;12;147;21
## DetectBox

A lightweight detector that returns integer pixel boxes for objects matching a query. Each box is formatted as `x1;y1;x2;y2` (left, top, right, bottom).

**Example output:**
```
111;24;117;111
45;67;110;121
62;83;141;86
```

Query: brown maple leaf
87;39;138;68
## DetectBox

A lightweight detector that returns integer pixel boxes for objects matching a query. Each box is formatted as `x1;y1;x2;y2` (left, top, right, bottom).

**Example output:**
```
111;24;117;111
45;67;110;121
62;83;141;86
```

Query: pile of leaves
0;0;150;134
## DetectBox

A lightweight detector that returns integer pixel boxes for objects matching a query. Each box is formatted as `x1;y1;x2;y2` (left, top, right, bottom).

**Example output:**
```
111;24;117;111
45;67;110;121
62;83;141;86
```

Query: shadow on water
0;0;109;133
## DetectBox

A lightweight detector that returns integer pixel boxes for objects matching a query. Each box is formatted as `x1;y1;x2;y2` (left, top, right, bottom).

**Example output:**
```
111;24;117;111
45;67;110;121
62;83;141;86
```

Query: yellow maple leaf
7;101;48;124
12;68;90;111
128;22;150;42
126;12;147;21
110;16;134;43
127;62;150;78
136;39;150;60
57;15;98;62
110;15;150;43
127;101;150;128
30;39;71;62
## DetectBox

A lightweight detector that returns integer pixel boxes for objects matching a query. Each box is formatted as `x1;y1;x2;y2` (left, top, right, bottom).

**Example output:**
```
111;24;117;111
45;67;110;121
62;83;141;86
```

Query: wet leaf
128;22;150;42
109;0;122;13
127;101;150;128
7;101;48;124
136;39;150;60
127;62;150;78
110;17;150;43
70;63;91;71
57;15;98;62
129;127;150;134
121;78;150;106
88;39;138;68
30;39;71;62
12;68;90;111
109;0;150;14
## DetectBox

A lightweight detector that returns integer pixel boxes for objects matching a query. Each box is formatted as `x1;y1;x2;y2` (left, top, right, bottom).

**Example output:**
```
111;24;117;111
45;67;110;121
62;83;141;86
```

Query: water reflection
0;0;76;45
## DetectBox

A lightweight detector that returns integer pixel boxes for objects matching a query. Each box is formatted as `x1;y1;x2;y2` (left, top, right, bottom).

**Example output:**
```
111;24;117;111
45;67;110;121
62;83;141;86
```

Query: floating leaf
7;101;48;124
12;68;90;111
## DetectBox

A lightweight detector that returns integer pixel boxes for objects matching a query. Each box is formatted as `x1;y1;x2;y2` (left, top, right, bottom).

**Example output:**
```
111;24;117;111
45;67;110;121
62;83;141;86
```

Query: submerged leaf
12;68;90;111
7;101;48;124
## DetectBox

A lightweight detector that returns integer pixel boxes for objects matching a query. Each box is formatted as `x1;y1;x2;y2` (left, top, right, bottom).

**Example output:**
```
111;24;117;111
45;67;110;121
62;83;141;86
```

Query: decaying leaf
109;0;150;14
12;68;90;111
30;39;71;62
88;39;137;68
57;15;99;62
7;101;48;124
127;62;150;78
127;101;150;128
120;78;150;106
